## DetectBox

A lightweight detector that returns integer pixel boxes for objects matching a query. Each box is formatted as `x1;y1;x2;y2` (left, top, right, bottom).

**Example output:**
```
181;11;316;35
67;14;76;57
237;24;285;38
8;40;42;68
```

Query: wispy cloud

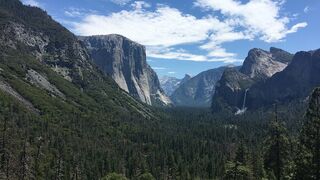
304;6;309;13
152;67;167;70
131;1;151;10
168;72;176;74
71;0;307;63
110;0;131;6
64;8;98;18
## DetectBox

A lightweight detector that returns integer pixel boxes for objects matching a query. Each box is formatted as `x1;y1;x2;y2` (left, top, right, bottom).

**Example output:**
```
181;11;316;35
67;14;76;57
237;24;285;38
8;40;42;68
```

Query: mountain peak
240;48;288;80
184;74;192;78
181;74;192;82
270;47;294;64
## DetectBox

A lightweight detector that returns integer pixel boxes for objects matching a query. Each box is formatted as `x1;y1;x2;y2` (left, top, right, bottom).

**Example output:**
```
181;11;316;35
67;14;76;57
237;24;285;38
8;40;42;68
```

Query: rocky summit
212;48;293;113
246;49;320;109
79;35;171;106
239;48;291;80
160;74;191;96
171;67;226;107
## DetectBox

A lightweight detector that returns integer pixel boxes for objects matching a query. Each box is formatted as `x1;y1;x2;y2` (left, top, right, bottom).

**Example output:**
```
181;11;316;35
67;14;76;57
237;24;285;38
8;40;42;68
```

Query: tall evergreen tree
264;106;291;180
294;88;320;179
224;142;252;180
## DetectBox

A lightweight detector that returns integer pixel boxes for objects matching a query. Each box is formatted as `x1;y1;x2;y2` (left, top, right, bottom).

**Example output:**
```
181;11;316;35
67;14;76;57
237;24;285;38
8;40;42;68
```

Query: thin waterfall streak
235;88;249;115
242;89;249;110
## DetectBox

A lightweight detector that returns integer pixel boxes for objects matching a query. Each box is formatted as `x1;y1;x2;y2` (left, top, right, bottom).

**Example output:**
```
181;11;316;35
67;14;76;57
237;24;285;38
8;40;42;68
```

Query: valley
0;0;319;179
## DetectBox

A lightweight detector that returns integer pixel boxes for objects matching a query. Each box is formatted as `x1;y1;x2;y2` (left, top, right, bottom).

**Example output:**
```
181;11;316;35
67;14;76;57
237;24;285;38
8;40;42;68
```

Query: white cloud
149;50;208;61
152;67;167;70
21;0;41;7
74;6;222;47
65;8;98;18
304;6;309;13
195;0;307;42
73;4;238;62
110;0;131;5
207;46;236;58
72;0;307;63
168;72;176;74
147;46;241;63
286;22;308;34
131;1;151;10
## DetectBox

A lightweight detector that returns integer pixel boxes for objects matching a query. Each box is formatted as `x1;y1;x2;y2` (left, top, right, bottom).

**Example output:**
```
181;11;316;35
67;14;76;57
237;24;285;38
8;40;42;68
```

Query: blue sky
22;0;320;78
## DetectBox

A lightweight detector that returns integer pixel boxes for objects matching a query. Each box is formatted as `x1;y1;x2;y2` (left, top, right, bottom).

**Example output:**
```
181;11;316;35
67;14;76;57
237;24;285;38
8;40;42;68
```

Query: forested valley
0;88;319;179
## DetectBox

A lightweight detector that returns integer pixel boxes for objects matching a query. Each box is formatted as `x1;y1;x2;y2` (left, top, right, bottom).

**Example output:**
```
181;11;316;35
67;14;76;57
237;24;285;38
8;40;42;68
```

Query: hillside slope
0;1;159;178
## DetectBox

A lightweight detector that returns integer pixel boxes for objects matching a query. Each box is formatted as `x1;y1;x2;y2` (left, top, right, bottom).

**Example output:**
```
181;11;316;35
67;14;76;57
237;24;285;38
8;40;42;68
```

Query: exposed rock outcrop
79;35;171;106
212;48;293;113
0;80;39;113
246;49;320;109
212;67;254;112
26;69;65;99
240;48;289;80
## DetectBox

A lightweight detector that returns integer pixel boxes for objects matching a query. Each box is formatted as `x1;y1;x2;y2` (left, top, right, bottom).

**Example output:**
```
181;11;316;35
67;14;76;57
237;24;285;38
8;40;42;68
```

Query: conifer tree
294;88;320;179
224;142;251;180
264;105;291;180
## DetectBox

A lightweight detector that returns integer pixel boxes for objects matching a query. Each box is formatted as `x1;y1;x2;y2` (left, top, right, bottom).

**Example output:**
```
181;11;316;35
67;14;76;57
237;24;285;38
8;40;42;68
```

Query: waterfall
242;88;249;110
235;89;249;115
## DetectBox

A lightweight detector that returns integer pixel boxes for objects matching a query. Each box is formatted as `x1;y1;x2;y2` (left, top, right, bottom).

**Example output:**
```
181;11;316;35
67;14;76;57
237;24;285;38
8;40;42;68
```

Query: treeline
0;87;319;179
224;89;320;180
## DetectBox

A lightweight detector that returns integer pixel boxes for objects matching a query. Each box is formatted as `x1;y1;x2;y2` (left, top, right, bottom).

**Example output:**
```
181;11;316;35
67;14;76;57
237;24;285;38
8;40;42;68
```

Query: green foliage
224;143;253;180
263;119;292;180
225;161;252;180
294;88;320;179
137;172;155;180
101;173;128;180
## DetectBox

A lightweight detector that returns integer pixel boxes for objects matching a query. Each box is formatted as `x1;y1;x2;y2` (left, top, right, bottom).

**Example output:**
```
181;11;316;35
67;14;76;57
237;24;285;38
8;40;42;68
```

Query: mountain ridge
171;66;226;107
212;47;294;113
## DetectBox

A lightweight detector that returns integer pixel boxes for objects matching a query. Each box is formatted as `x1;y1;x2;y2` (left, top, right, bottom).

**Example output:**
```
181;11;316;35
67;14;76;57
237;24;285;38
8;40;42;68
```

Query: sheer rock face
270;47;294;64
240;48;289;80
79;35;171;106
246;49;320;109
171;67;226;107
212;67;254;112
212;48;294;113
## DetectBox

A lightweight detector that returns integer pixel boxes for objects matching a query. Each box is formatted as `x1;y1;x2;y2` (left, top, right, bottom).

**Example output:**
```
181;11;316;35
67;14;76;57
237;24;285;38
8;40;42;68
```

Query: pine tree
294;88;320;179
264;106;291;180
224;143;252;180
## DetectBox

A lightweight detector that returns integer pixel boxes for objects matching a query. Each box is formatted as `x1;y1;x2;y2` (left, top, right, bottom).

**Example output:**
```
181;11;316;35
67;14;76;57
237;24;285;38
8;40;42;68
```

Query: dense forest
0;0;319;179
0;88;319;179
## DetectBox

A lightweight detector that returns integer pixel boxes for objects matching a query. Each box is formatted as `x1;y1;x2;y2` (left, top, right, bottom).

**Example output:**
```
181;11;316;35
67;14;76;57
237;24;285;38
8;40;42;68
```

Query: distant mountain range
160;74;191;96
170;67;227;107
